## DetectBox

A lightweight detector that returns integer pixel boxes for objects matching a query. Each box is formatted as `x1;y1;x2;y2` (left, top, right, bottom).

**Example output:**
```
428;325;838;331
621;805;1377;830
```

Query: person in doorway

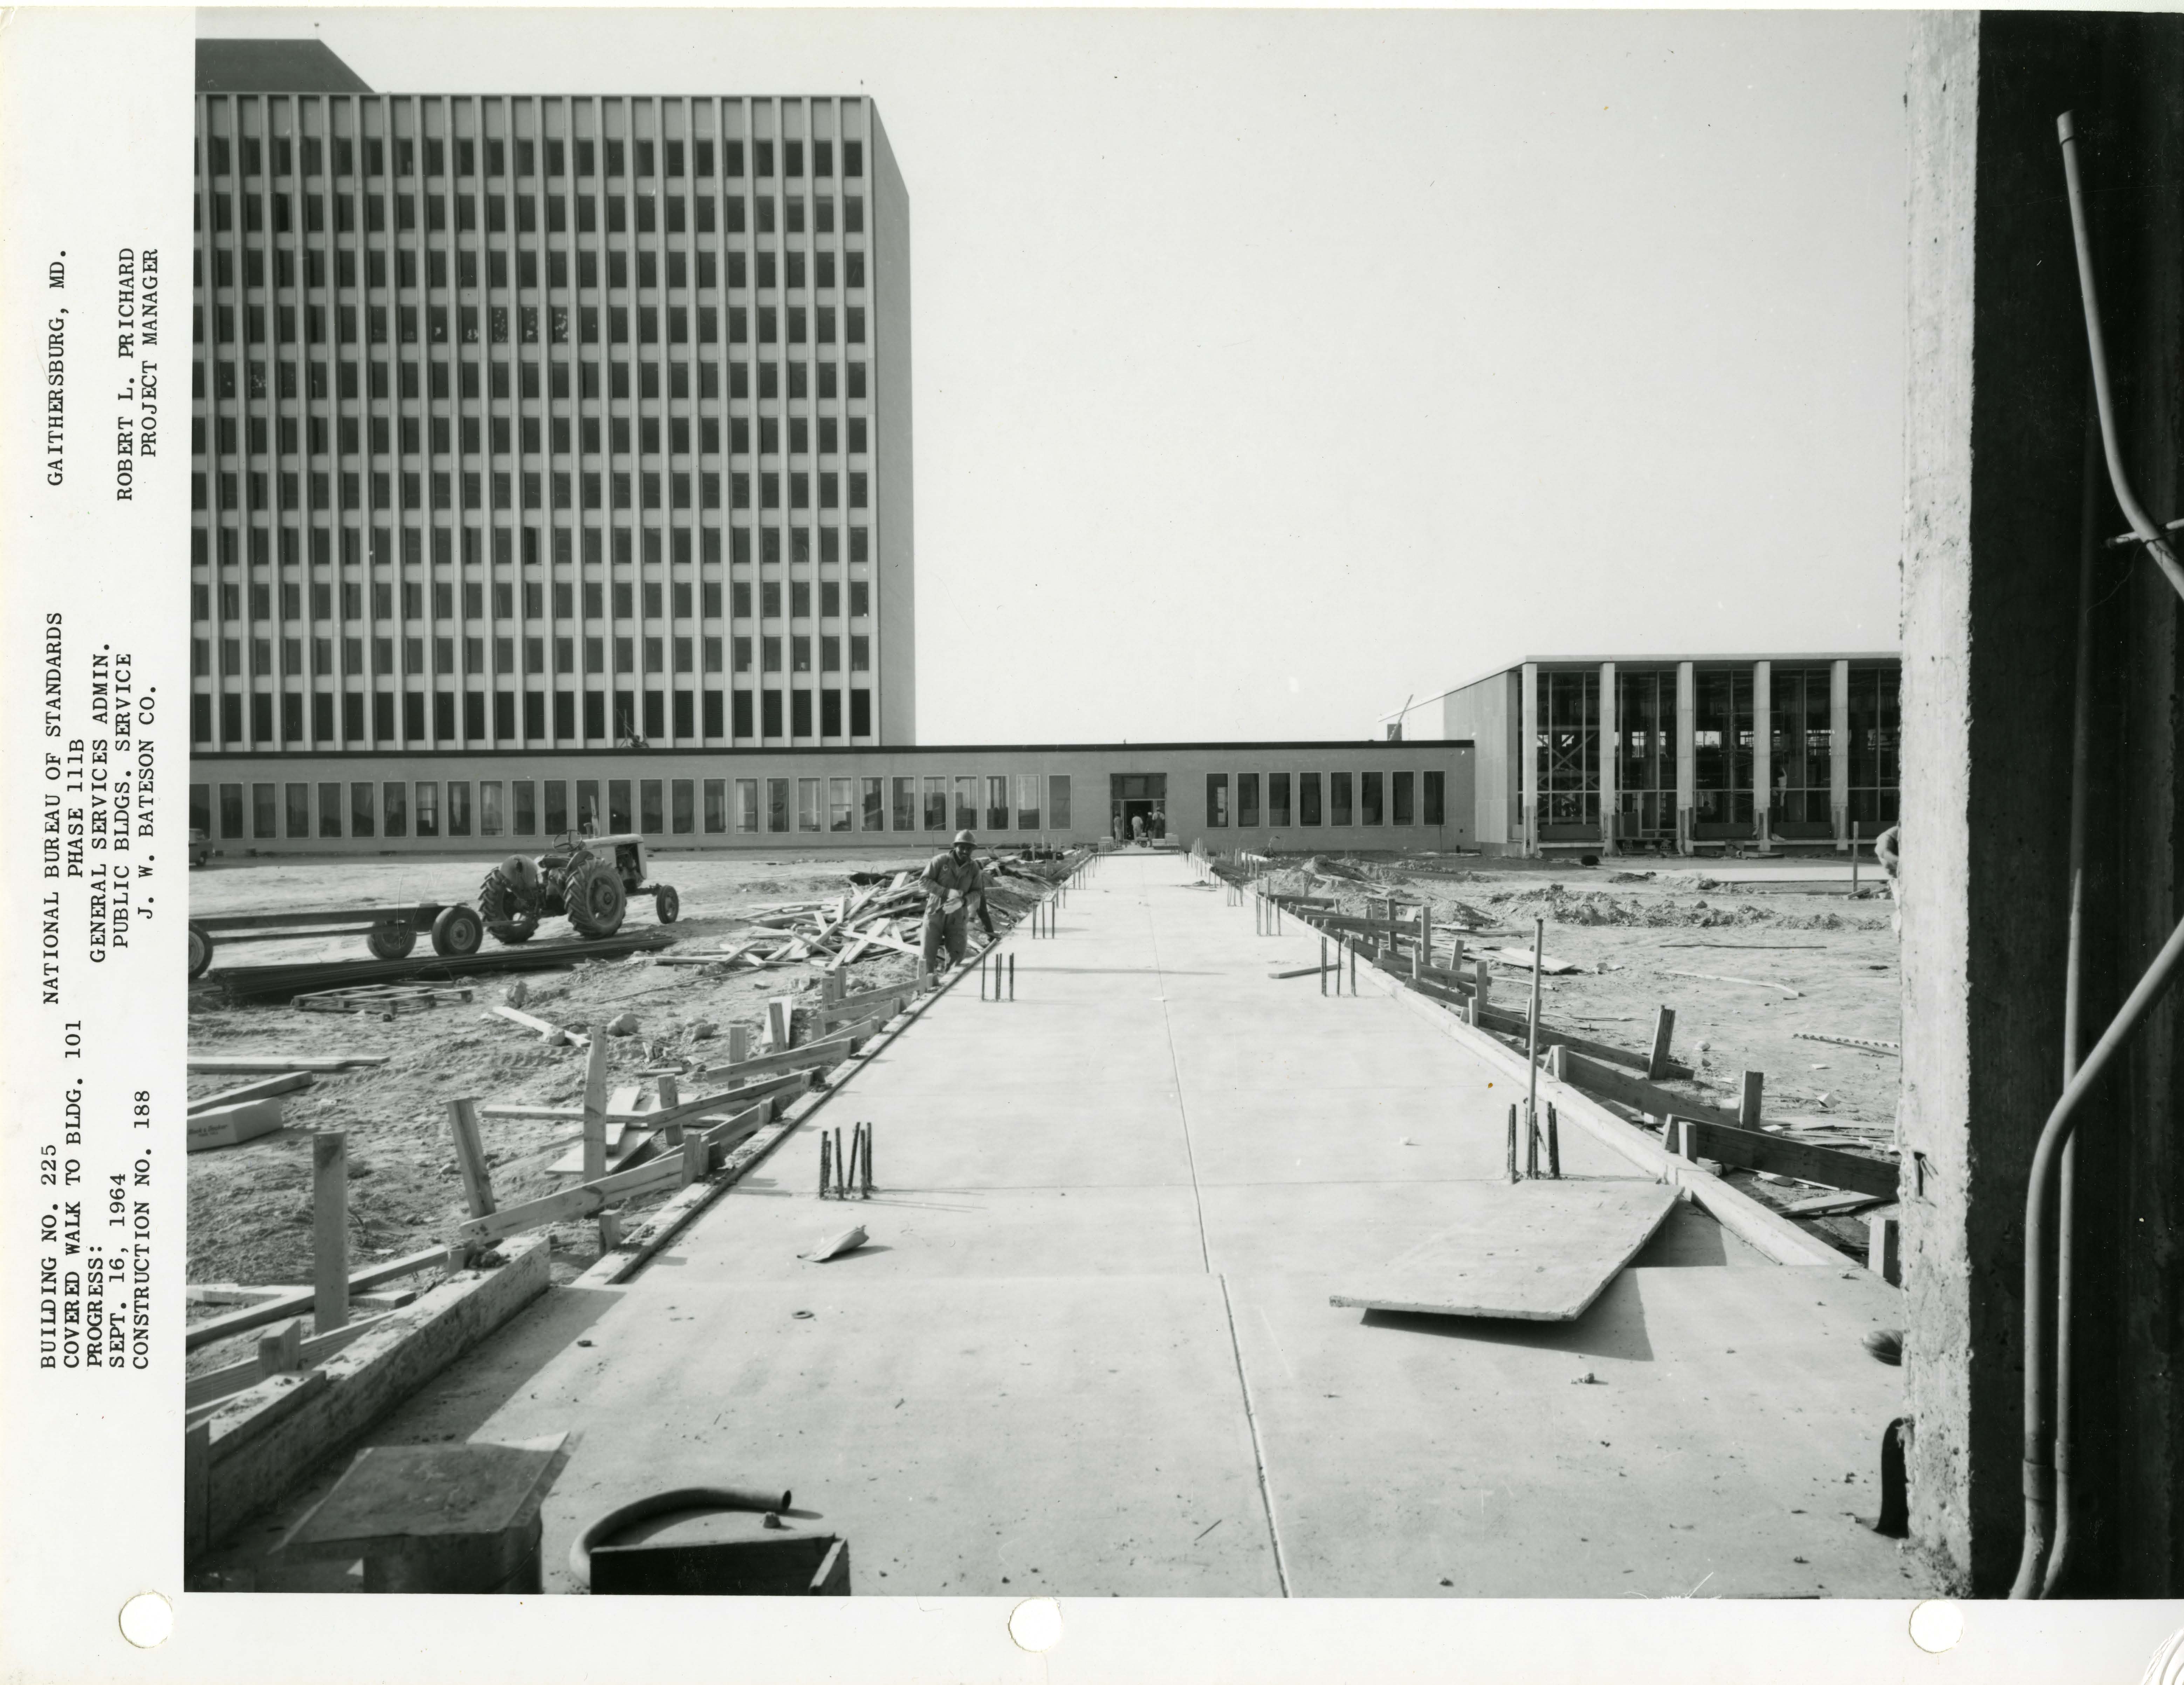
920;829;987;974
1151;808;1166;841
1131;814;1147;843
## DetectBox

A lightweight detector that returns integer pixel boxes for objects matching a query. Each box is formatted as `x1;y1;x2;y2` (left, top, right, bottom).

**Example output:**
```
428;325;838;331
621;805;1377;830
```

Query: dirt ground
1256;849;1903;1259
185;845;1066;1375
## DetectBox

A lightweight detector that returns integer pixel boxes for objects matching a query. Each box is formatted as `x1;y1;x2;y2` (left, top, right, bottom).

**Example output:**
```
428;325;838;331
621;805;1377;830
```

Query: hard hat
953;830;976;846
500;854;540;892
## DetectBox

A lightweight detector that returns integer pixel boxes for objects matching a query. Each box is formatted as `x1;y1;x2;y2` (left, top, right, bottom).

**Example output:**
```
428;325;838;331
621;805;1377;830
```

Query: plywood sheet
1329;1180;1678;1322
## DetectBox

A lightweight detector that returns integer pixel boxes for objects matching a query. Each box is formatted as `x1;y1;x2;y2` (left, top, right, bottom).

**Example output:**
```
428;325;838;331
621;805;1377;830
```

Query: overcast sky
207;8;1912;745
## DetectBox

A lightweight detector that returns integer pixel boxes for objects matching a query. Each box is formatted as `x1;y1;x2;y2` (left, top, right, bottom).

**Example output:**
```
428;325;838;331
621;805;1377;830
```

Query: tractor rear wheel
478;872;539;945
566;861;627;939
187;922;214;979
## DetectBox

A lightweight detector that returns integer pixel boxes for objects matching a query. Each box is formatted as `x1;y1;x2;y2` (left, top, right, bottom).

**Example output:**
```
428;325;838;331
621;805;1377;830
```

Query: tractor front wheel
567;862;628;939
653;884;681;924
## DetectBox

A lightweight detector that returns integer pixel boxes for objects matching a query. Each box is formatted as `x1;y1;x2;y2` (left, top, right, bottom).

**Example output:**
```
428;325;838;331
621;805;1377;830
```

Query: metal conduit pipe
2045;409;2101;1597
2010;110;2184;1602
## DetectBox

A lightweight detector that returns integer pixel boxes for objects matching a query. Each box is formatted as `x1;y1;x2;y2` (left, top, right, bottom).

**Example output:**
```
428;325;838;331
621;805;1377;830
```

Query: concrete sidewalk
338;853;1925;1597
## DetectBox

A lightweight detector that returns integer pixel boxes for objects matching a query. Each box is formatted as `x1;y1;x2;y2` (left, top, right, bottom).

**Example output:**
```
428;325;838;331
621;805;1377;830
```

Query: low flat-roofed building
186;739;1474;856
1381;654;1899;856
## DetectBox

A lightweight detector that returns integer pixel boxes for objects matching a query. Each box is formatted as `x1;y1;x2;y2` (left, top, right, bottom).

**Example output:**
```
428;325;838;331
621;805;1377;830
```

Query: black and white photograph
1;4;2180;1679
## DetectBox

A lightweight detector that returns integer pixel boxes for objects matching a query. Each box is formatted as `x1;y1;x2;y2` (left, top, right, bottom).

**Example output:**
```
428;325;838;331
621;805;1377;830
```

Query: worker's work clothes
920;851;985;972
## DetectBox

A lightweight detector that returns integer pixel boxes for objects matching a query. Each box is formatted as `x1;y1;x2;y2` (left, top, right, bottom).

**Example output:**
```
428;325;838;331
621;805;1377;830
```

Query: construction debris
293;984;476;1019
799;1225;869;1262
1662;968;1803;998
1793;1031;1901;1054
188;1053;390;1075
188;1098;289;1153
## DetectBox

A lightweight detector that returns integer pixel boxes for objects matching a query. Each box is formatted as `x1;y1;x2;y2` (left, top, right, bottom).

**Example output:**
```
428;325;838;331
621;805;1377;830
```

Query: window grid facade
190;90;909;758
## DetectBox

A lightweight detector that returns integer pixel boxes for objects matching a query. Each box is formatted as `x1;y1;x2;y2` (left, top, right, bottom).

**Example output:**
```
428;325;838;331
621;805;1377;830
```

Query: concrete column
1674;660;1695;854
1519;661;1540;856
1751;660;1772;844
1598;662;1618;848
1830;658;1852;848
1902;10;2184;1596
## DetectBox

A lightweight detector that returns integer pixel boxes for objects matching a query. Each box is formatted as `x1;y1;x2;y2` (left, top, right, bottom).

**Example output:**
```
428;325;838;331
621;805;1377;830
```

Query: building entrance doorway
1109;774;1168;844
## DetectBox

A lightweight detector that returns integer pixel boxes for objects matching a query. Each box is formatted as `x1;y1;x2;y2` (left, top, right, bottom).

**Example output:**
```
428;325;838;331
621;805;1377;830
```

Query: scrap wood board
1330;1182;1679;1323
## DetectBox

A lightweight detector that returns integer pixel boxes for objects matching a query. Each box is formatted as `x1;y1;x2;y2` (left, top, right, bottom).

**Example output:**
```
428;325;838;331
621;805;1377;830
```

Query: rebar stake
1547;1105;1562;1179
819;1131;832;1199
1009;953;1016;1000
1506;1103;1520;1184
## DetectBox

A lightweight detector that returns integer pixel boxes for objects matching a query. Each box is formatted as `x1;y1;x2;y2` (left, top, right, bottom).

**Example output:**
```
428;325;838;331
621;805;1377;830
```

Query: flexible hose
568;1485;792;1590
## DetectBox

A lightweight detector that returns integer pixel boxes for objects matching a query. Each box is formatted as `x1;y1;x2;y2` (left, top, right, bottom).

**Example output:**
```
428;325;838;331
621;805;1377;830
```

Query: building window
1049;775;1072;830
415;781;440;838
1423;769;1445;827
1692;669;1753;829
1330;772;1353;827
480;781;504;837
1268;773;1291;828
1299;773;1323;827
737;778;761;833
924;776;948;831
1237;773;1259;829
1540;669;1603;830
1206;774;1230;828
798;777;822;832
986;775;1009;833
829;777;854;833
1847;663;1900;828
892;776;916;830
1392;770;1415;826
1360;770;1383;826
1015;773;1042;832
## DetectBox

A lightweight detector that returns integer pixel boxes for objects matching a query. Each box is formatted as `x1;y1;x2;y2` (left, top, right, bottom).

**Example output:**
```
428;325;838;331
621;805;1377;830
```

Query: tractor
475;833;680;945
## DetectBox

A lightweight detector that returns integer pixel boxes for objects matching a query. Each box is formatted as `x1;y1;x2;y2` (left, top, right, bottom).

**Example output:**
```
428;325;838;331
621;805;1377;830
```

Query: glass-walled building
1380;653;1900;856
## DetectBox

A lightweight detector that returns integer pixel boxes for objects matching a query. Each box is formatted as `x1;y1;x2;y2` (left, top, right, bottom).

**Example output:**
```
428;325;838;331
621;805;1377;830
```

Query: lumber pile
663;856;1066;975
661;871;928;973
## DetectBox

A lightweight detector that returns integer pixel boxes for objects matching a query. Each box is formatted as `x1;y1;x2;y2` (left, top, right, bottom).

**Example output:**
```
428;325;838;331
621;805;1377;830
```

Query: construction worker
921;829;989;973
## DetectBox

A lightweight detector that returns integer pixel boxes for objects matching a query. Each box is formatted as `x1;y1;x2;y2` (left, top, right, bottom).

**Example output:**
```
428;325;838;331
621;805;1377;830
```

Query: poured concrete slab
472;1275;1282;1596
1232;1264;1919;1598
1327;1180;1679;1321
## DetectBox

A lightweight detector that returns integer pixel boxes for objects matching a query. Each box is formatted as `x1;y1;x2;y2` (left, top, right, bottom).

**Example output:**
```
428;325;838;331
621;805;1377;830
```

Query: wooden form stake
581;1032;609;1183
446;1100;496;1219
1739;1070;1765;1130
1525;916;1545;1141
313;1131;349;1333
1647;1007;1678;1081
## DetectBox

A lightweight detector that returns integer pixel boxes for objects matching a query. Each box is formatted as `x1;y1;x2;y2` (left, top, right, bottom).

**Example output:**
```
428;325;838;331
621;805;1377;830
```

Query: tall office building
190;47;916;761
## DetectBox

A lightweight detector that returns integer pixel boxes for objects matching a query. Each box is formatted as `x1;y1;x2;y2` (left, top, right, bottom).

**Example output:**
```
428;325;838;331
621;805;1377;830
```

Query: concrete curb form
187;1232;552;1554
573;881;1051;1289
1344;942;1849;1268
